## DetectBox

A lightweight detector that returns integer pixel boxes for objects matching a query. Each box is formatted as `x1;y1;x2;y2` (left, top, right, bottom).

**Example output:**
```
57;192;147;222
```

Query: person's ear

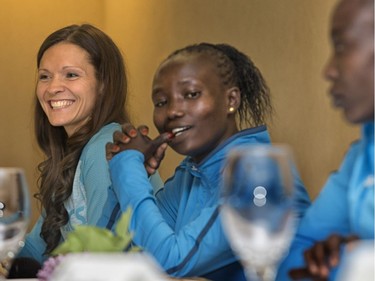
98;82;105;96
226;87;241;114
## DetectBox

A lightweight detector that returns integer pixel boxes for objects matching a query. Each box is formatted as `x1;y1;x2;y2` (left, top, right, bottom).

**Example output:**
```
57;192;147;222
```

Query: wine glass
220;144;296;281
0;167;31;279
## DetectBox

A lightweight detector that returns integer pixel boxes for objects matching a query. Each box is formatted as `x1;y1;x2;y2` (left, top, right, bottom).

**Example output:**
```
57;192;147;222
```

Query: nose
166;99;184;119
46;76;65;95
323;54;338;82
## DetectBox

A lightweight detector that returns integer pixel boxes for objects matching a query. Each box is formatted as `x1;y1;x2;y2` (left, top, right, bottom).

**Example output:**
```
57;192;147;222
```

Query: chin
49;121;66;127
169;144;188;156
344;113;370;124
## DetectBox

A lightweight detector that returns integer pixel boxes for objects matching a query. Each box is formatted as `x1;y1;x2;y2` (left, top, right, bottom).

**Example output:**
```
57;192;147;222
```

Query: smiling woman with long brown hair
17;23;163;264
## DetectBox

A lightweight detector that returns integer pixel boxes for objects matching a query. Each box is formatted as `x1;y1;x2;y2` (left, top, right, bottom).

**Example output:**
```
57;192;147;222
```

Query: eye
154;99;167;108
38;73;50;81
332;37;347;55
66;72;79;79
334;43;346;54
185;91;201;99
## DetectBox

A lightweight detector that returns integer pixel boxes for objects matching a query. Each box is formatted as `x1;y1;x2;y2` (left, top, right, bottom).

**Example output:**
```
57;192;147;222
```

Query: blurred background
0;0;358;225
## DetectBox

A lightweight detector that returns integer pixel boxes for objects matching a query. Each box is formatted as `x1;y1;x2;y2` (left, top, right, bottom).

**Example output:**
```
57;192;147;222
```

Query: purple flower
37;255;65;281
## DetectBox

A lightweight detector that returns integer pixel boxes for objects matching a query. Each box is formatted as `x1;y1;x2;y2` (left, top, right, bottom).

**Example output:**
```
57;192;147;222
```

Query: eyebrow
38;66;87;73
177;78;198;85
62;66;86;71
152;78;201;95
151;87;163;97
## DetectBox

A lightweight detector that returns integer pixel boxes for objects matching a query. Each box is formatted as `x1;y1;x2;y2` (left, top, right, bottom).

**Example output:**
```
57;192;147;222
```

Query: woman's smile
49;99;75;109
171;126;192;137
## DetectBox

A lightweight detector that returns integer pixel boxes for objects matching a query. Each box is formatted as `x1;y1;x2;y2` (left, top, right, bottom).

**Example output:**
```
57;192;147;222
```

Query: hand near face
289;234;359;281
106;123;170;175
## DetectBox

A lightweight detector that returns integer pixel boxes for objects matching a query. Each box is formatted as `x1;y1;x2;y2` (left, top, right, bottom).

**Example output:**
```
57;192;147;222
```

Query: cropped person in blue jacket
276;0;374;280
100;43;311;280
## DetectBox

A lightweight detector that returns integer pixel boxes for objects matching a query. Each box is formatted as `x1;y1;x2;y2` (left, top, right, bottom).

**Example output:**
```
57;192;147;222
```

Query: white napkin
50;252;169;281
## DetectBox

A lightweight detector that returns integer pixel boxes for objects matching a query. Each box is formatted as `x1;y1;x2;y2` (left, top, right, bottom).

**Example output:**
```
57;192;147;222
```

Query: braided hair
166;43;272;129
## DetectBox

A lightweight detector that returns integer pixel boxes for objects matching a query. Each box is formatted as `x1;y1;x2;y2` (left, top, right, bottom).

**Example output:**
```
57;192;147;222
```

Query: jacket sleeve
17;216;47;264
109;150;236;276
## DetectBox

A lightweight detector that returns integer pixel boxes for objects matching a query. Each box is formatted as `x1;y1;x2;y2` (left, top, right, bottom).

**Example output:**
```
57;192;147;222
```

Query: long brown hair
34;24;128;254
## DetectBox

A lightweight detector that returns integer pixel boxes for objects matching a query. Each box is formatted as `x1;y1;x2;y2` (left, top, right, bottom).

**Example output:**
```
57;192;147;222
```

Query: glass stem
245;265;275;281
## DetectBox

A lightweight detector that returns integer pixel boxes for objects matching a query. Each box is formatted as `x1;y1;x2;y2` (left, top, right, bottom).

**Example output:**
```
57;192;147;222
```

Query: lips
332;97;346;108
329;89;346;108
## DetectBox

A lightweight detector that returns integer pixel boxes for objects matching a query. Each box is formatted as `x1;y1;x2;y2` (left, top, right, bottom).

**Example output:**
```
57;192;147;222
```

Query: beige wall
0;0;359;225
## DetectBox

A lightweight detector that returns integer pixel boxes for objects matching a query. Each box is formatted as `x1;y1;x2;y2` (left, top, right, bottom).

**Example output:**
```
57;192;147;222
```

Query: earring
229;107;235;113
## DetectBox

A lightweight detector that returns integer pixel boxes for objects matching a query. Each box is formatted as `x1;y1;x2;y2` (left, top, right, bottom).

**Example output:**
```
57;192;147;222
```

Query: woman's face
36;42;98;136
324;1;374;124
152;53;238;163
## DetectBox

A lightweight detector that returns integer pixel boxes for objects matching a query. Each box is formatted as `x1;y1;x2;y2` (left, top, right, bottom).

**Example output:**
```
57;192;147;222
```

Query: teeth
172;127;189;134
50;100;74;109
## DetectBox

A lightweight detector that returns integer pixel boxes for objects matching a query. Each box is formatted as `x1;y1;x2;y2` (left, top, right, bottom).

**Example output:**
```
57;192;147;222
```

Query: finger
151;133;172;148
105;142;119;160
326;234;343;267
145;163;157;176
146;158;159;170
113;130;131;144
138;125;149;136
146;135;170;160
145;143;168;173
146;144;168;170
289;267;329;281
122;123;137;138
154;143;168;162
289;267;311;280
304;243;324;275
312;242;329;278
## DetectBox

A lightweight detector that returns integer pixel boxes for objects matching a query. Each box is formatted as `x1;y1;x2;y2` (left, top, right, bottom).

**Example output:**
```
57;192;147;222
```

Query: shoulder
338;139;363;171
88;123;122;146
232;125;270;143
82;123;121;154
343;122;373;163
222;125;271;150
78;123;121;166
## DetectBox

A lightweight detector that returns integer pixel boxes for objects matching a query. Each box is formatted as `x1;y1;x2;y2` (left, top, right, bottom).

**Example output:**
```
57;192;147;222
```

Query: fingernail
129;129;137;137
321;267;329;277
309;264;318;274
168;133;176;140
330;256;338;267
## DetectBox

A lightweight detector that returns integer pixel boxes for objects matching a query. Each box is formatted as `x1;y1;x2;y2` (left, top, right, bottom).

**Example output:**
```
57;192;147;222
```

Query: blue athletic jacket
99;126;311;278
276;122;374;281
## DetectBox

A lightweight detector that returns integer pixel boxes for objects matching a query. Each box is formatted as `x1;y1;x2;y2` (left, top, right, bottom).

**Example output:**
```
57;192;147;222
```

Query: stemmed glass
0;167;31;279
220;144;296;281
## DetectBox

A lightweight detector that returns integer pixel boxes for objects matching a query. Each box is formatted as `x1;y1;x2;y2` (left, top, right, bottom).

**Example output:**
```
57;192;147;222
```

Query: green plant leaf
115;207;132;240
52;207;139;255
